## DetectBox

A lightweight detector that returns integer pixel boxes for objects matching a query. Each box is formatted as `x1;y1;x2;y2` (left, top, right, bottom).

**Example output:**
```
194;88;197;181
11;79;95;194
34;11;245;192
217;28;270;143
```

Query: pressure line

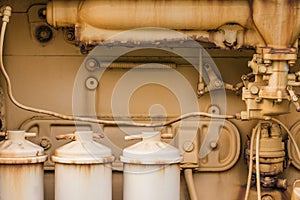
244;122;261;200
255;126;261;200
0;7;237;128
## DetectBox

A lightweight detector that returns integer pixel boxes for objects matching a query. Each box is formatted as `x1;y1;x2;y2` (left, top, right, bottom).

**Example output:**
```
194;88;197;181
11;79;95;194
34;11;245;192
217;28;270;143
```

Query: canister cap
52;131;114;164
0;130;47;164
121;131;182;164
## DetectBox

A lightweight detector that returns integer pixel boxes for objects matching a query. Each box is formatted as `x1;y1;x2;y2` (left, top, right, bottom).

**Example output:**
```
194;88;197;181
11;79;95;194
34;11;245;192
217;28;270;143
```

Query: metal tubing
255;128;261;200
184;169;198;200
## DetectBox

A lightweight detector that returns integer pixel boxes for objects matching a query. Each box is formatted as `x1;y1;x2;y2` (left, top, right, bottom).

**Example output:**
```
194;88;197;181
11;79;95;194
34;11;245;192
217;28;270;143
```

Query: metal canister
0;130;47;200
121;131;182;200
52;131;114;200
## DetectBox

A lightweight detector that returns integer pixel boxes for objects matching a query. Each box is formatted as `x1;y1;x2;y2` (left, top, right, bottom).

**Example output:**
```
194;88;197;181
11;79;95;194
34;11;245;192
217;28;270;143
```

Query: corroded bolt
39;137;51;150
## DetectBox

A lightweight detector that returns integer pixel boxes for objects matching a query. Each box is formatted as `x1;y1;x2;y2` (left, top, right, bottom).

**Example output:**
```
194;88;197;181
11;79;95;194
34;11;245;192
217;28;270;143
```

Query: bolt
85;77;99;90
214;81;222;88
292;95;299;102
39;137;51;150
258;65;267;73
183;141;194;152
35;25;53;43
210;142;217;149
250;85;259;95
66;31;75;41
38;8;46;20
85;58;99;71
255;97;262;103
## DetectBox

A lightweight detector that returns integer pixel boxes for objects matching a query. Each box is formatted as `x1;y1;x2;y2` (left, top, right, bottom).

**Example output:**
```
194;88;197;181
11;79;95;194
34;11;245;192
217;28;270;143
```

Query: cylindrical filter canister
121;131;182;200
0;130;48;200
52;131;114;200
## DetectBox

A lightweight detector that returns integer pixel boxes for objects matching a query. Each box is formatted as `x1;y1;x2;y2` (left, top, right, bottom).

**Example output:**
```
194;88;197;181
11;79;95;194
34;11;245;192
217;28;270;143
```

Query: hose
255;126;261;200
0;7;237;127
244;118;300;200
244;122;261;200
184;169;198;200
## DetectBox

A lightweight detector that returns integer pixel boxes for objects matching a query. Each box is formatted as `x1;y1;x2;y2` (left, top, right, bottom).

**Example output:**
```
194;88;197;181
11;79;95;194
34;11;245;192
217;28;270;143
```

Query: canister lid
121;131;182;164
0;130;47;164
52;131;114;164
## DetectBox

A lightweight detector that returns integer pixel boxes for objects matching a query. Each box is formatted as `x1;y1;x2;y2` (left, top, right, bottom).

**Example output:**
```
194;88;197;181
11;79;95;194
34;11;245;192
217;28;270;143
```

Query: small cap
52;131;114;164
121;131;182;164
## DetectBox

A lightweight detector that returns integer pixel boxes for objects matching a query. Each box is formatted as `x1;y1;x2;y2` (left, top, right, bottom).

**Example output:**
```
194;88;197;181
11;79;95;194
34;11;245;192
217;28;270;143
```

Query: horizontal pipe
47;0;250;30
46;0;300;48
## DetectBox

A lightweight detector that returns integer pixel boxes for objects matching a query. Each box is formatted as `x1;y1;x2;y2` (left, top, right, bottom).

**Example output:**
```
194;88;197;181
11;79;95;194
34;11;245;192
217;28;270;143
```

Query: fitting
1;6;12;22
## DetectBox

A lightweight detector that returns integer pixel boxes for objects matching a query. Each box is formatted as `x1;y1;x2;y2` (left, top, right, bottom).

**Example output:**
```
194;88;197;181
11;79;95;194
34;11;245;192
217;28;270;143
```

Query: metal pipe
47;0;250;30
255;127;261;200
244;123;261;200
184;169;198;200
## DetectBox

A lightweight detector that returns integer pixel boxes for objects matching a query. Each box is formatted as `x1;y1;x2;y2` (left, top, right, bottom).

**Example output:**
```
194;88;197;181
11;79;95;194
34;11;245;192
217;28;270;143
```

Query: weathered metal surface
0;131;47;200
52;131;114;164
52;131;113;200
122;132;181;200
123;164;180;200
47;0;250;29
0;130;47;163
0;164;45;200
55;163;112;200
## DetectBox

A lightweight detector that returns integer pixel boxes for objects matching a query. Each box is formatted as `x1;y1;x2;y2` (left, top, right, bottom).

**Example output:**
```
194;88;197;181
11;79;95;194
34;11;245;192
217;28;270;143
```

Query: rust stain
247;0;267;46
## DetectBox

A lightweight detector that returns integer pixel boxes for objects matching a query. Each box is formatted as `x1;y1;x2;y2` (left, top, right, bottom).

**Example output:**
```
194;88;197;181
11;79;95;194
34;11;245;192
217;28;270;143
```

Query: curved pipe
184;169;198;200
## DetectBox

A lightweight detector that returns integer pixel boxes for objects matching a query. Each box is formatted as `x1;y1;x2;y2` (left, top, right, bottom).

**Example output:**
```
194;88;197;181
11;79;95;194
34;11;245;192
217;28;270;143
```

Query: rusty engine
1;0;300;200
